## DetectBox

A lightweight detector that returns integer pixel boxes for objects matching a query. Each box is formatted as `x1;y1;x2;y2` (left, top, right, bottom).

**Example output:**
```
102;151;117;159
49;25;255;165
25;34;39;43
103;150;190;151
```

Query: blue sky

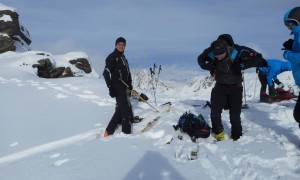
1;0;299;73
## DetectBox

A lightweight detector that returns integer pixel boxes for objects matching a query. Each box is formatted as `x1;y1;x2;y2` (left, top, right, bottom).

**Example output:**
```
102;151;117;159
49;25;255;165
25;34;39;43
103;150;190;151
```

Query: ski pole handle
120;80;160;113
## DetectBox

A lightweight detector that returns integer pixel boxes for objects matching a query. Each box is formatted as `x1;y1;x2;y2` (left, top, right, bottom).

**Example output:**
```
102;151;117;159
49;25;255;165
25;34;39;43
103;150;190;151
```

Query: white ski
141;116;161;132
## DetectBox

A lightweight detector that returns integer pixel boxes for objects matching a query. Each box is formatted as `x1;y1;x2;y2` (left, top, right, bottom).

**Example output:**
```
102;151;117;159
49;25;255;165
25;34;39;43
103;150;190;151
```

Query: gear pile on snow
174;112;211;139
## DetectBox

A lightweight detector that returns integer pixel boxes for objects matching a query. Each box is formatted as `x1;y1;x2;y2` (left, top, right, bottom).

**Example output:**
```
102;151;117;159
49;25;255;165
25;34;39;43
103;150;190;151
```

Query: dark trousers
210;84;243;137
258;72;268;95
106;83;132;134
294;92;300;124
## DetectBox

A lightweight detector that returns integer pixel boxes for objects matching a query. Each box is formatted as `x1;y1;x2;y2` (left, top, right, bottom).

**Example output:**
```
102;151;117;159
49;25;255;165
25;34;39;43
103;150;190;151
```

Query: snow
1;50;300;180
0;3;15;12
0;14;12;22
1;1;300;179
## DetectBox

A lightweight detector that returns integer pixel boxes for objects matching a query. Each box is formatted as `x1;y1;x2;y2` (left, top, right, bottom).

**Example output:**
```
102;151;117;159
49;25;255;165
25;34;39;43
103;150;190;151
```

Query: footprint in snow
83;90;93;94
9;142;19;147
56;93;68;99
53;159;70;167
49;153;61;159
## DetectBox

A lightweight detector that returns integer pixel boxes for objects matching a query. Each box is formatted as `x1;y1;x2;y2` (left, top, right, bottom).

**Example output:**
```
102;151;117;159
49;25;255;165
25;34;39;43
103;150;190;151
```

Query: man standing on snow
198;38;268;141
102;37;133;136
257;59;292;103
282;6;300;129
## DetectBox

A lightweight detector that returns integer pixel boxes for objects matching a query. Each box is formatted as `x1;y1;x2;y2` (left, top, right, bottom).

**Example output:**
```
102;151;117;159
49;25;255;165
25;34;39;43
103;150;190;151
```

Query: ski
174;135;184;159
190;143;199;160
141;116;161;132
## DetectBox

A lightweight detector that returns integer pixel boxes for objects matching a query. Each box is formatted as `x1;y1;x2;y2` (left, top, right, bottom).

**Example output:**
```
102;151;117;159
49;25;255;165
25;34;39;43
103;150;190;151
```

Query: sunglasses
285;20;295;27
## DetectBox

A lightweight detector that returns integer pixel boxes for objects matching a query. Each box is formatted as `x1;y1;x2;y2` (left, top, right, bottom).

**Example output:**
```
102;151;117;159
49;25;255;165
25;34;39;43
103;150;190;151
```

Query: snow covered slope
1;51;300;180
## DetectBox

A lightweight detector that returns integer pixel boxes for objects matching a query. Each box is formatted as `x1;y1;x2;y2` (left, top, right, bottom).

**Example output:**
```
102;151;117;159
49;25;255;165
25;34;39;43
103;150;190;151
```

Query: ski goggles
284;20;296;27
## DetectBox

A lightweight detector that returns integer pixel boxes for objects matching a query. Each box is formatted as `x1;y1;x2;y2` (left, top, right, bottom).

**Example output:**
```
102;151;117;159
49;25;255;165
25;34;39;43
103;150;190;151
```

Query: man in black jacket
103;37;133;136
198;37;267;141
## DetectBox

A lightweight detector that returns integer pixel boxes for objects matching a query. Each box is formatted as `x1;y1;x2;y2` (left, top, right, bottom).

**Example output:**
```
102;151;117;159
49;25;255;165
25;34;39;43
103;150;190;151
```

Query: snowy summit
1;2;300;180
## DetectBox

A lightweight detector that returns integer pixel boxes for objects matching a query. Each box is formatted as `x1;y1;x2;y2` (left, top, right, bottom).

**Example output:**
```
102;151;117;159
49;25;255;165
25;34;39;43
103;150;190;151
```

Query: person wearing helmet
283;7;300;128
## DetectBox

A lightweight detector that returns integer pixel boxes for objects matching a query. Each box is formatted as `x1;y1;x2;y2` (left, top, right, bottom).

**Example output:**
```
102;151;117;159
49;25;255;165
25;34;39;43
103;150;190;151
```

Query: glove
126;84;133;96
282;39;293;50
277;83;284;89
109;86;116;98
128;84;133;91
269;86;278;98
274;79;280;85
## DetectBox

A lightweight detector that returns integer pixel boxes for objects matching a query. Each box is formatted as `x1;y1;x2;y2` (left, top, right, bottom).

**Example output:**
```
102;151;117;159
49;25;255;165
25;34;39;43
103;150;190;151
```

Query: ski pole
150;64;156;103
160;102;171;106
242;71;248;108
120;80;160;113
253;71;258;104
154;65;162;106
160;101;171;112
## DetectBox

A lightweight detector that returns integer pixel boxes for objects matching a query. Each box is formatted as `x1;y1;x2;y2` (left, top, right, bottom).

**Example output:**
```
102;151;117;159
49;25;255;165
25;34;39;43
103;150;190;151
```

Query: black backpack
174;112;211;139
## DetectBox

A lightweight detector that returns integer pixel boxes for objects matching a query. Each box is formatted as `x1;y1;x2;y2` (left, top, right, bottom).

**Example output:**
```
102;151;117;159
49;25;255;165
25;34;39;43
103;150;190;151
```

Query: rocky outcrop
69;58;92;74
31;59;75;78
31;53;93;78
0;33;16;53
0;4;31;53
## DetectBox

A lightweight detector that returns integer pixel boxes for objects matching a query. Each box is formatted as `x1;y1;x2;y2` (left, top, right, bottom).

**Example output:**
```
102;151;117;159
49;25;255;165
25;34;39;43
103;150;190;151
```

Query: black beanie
211;39;227;56
115;37;126;45
217;34;234;47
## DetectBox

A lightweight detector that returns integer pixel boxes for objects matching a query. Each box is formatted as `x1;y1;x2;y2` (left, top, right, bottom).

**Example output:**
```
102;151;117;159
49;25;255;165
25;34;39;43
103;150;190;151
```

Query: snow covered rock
0;33;16;53
0;3;31;53
31;51;96;78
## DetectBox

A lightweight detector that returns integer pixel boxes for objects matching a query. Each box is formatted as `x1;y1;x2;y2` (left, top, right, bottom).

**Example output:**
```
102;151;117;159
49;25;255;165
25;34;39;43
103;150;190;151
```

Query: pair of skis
173;134;200;161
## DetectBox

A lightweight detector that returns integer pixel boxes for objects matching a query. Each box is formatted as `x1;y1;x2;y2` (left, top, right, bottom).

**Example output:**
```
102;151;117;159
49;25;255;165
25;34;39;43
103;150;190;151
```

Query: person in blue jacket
282;6;300;128
257;59;292;102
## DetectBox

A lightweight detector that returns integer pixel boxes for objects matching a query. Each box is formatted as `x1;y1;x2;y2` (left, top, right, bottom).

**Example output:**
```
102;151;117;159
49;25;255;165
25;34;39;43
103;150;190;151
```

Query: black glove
282;39;294;50
109;86;116;98
128;84;133;91
269;86;278;98
274;79;281;85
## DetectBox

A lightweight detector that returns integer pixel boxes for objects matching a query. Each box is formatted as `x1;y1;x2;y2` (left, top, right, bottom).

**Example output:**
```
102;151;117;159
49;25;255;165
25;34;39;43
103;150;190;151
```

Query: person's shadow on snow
123;151;185;180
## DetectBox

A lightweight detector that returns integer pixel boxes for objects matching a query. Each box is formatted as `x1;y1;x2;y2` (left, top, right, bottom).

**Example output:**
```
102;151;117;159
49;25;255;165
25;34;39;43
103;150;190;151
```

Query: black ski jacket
103;49;132;88
198;44;267;85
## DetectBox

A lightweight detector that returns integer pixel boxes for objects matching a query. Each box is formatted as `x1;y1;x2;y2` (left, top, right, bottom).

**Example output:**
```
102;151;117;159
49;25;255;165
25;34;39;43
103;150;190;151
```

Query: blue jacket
283;25;300;88
258;59;292;87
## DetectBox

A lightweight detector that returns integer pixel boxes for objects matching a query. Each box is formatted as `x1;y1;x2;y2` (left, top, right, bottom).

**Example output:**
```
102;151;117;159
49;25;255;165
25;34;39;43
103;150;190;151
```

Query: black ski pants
106;83;132;134
210;84;243;137
294;91;300;124
258;72;267;94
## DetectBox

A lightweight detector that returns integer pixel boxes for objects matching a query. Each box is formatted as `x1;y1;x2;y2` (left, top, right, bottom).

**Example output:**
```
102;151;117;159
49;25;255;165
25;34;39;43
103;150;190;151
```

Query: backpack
173;112;211;139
